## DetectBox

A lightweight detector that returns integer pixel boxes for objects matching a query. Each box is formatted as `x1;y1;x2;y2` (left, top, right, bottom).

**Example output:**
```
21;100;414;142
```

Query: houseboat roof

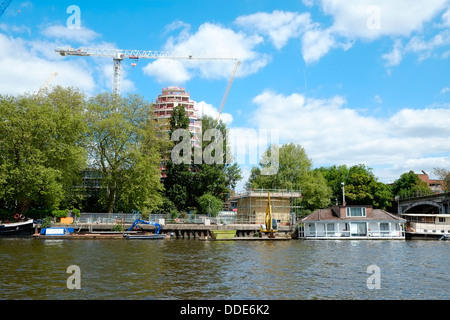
400;213;450;218
302;206;405;222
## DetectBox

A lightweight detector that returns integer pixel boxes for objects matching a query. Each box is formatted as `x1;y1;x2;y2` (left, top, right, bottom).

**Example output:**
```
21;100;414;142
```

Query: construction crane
55;47;239;97
216;60;240;122
37;72;57;98
0;0;12;18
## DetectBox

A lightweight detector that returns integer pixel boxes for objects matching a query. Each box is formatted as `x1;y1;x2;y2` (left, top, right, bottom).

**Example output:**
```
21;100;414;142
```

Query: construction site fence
76;213;141;224
76;212;277;225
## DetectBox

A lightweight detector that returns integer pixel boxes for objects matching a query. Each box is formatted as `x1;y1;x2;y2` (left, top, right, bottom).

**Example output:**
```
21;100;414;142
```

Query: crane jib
55;47;238;61
54;46;240;99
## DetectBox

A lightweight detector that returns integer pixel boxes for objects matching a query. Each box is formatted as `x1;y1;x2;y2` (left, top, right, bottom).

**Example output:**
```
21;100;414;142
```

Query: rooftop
302;205;405;222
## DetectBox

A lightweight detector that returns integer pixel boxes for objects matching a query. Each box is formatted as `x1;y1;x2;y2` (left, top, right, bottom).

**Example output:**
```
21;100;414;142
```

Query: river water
0;238;448;300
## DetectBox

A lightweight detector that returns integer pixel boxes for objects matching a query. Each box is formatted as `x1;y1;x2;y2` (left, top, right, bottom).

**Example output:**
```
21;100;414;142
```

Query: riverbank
32;222;296;240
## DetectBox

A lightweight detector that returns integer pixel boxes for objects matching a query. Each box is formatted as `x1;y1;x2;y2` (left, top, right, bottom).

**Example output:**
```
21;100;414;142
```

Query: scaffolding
233;189;303;225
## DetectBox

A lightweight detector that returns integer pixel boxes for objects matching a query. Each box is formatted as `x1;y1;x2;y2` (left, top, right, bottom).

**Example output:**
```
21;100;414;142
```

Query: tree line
1;86;448;220
0;86;242;219
246;143;449;216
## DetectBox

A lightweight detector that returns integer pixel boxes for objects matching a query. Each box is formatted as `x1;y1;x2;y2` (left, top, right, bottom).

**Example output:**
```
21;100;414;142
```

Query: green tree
86;92;165;213
197;193;223;216
0;86;87;214
432;167;450;191
317;164;393;209
163;114;242;212
392;171;432;198
315;165;349;203
247;143;332;212
169;105;190;135
163;104;192;211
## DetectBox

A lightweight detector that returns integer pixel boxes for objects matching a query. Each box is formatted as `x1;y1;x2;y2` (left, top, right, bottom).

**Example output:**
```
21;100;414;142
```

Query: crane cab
260;218;278;233
260;193;278;237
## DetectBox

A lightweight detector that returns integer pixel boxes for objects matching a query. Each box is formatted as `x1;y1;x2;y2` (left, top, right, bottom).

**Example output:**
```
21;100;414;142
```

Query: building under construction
233;189;302;225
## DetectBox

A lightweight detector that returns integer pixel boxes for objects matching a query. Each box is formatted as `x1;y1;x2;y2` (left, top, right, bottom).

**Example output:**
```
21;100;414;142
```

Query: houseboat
400;213;450;240
299;205;405;240
0;219;35;236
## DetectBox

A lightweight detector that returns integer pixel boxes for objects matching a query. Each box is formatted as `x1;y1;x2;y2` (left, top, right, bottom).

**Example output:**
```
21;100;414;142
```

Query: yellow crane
260;192;278;238
216;60;240;123
37;72;57;98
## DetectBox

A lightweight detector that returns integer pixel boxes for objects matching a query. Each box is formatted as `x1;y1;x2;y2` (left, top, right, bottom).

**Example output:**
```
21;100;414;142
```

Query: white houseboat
299;205;405;240
401;213;450;239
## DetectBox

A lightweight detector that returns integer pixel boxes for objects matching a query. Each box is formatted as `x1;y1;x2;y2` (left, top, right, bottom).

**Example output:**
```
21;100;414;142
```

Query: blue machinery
127;219;162;234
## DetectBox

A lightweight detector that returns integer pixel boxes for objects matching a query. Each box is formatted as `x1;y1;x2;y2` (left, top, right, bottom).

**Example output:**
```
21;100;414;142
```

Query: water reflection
0;238;448;300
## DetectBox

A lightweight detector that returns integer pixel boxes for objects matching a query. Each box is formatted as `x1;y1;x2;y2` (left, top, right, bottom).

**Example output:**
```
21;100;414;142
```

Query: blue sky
1;0;450;190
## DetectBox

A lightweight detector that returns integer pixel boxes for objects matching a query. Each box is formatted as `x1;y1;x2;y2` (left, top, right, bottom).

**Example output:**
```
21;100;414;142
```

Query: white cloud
442;6;450;26
382;39;403;67
41;24;100;44
382;29;450;67
196;101;233;124
143;59;191;85
0;24;137;96
247;89;450;182
235;10;312;49
320;0;448;39
143;22;269;84
0;33;96;95
406;30;450;56
389;108;450;137
0;23;30;35
297;0;450;64
374;95;383;104
301;28;336;64
441;87;450;94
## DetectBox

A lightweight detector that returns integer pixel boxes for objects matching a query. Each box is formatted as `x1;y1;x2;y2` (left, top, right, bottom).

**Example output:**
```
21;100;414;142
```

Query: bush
197;193;223;217
41;216;53;229
113;224;123;232
72;208;81;217
51;209;68;219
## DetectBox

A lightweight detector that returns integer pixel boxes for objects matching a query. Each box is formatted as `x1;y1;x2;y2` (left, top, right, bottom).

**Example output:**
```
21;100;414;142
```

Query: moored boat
401;213;450;240
0;219;35;236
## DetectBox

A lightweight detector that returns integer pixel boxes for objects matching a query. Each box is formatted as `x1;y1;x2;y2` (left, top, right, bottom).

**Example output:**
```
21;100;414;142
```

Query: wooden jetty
33;222;296;240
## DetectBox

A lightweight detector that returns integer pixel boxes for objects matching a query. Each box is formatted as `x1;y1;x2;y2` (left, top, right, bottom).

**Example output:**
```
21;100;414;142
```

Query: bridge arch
403;201;442;214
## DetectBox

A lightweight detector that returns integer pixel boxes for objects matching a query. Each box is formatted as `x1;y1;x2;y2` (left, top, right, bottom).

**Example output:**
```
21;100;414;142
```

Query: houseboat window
350;222;367;236
346;207;366;217
380;223;389;232
309;223;316;232
326;223;335;232
438;217;445;223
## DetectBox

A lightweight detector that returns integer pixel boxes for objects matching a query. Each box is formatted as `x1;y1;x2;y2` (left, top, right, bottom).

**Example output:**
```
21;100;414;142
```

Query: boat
0;219;35;236
211;230;237;240
401;213;450;240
